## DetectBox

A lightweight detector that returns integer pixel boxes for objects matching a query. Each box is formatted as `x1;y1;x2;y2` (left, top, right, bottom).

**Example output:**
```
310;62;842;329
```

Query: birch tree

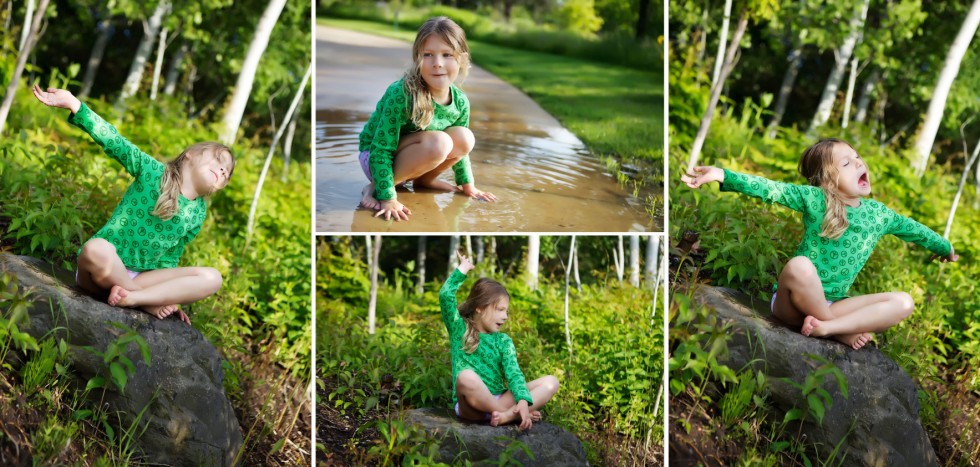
79;16;113;99
0;0;50;135
629;235;640;287
448;236;460;275
944;137;980;238
766;44;803;138
710;0;733;88
221;0;287;145
150;27;169;100
562;236;576;356
645;236;660;291
808;0;869;134
162;41;189;96
912;0;980;176
526;235;540;291
115;0;171;110
840;56;859;128
612;235;625;284
416;236;427;296
368;235;382;335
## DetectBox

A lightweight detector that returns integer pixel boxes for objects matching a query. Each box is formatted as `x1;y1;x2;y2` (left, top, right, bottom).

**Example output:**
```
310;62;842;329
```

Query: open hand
32;85;81;113
681;166;725;189
514;400;532;431
461;183;497;202
455;251;474;274
375;199;411;221
176;309;191;325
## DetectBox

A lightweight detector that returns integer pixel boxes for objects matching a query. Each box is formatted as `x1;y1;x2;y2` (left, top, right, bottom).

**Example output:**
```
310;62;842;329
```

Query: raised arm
885;210;957;262
34;85;154;176
683;166;816;213
439;252;474;329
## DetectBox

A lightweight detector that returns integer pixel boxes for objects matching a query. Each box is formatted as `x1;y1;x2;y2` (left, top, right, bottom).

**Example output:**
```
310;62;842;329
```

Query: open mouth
858;172;869;186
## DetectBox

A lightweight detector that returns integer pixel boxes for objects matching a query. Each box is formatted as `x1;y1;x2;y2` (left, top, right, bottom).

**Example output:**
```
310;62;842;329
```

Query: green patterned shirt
721;169;951;301
440;270;532;407
358;79;473;201
70;103;206;271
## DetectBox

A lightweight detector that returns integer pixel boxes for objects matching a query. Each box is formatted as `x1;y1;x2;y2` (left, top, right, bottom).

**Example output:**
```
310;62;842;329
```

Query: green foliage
82;322;151;395
781;355;848;426
555;0;604;35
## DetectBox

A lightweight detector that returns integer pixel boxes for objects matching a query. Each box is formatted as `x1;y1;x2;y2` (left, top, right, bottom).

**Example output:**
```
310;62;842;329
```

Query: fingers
372;205;411;221
178;310;191;325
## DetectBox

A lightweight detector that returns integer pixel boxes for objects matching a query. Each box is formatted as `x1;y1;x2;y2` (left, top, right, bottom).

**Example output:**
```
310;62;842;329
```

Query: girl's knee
543;375;559;394
198;267;223;293
421;131;454;159
893;292;914;318
79;239;115;264
782;256;818;281
447;126;475;153
456;369;481;391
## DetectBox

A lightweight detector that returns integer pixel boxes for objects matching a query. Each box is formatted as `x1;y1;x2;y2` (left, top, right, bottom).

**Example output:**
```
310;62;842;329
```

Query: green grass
318;17;664;171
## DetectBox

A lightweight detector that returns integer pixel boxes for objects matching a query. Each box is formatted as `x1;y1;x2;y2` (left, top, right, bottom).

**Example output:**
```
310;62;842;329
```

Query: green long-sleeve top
720;169;951;301
358;79;473;201
70;103;206;271
439;269;532;407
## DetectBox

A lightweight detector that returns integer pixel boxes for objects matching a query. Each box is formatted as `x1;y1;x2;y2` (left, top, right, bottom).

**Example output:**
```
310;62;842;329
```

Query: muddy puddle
316;26;658;233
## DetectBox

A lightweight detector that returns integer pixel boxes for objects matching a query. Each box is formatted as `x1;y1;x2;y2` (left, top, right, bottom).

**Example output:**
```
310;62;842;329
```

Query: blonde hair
798;138;852;240
403;16;471;129
457;278;509;354
152;142;235;220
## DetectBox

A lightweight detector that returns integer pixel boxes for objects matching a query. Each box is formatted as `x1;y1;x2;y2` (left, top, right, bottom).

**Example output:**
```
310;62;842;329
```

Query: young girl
358;16;496;222
33;85;235;325
682;138;958;350
440;252;558;430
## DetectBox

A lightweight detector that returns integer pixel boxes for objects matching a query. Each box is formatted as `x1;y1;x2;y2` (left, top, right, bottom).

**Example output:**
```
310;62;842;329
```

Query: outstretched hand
32;85;81;113
681;166;725;189
930;245;959;263
456;251;474;274
514;400;532;431
461;183;497;202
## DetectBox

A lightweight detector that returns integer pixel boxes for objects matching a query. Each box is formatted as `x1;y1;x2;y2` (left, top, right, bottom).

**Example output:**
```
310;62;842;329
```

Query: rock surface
693;285;938;466
0;254;242;466
404;408;588;466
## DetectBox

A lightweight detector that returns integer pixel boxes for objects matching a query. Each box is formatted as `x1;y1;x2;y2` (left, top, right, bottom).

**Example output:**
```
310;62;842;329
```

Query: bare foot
413;178;459;193
141;304;178;320
107;285;130;307
802;315;824;337
833;332;873;350
360;183;381;210
530;410;542;421
490;408;518;427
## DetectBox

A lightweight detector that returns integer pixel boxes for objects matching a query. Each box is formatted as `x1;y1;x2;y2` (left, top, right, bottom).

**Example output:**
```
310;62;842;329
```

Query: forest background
1;0;312;464
669;0;980;464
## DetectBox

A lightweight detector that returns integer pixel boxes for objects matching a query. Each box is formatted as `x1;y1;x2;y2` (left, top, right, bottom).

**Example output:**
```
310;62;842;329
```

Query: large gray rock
0;254;242;466
693;285;937;466
404;408;588;466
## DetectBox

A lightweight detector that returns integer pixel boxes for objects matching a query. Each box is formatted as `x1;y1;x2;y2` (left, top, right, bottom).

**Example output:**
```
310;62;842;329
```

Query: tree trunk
221;0;287;145
366;236;373;270
79;17;112;99
281;98;299;182
613;235;625;283
686;11;748;171
464;235;473;258
841;56;859;128
116;0;170;111
853;68;879;124
710;0;733;88
563;236;576;356
808;0;869;133
635;0;651;39
766;44;803;138
416;236;427;296
474;236;485;264
944;137;980;238
150;27;168;101
572;243;581;292
0;0;50;135
629;235;640;287
163;41;188;97
912;0;980;176
645;236;660;290
18;0;34;52
368;235;382;335
488;237;497;276
526;235;540;291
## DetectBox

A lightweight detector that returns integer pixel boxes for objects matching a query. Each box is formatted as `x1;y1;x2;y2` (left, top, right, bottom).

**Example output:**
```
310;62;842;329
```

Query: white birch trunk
853;68;879;124
563;236;576;356
809;0;869;133
841;56;859;128
80;18;112;99
614;235;625;283
368;235;382;335
150;27;168;101
645;236;660;290
474;236;485;264
944;138;980;238
18;0;34;52
629;235;640;287
366;236;373;270
281;104;298;182
416;236;427;296
0;0;50;135
163;41;188;96
488;237;497;276
912;0;980;176
465;235;473;258
686;12;749;171
710;0;733;88
448;235;460;275
526;235;540;291
766;45;803;139
116;0;170;110
572;244;581;292
221;0;287;145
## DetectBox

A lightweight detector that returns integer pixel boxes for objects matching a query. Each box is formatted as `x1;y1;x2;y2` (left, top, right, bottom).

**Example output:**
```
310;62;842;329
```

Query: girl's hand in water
461;183;497;202
514;400;532;430
931;244;960;263
32;85;81;113
681;166;725;188
456;251;475;274
375;199;411;221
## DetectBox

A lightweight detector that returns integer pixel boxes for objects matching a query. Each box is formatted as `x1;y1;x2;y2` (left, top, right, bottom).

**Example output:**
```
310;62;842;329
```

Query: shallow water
316;26;657;233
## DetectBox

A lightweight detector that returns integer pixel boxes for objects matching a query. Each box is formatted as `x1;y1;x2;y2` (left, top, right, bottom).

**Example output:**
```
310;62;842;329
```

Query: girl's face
419;35;461;96
831;143;871;201
188;148;234;194
476;298;509;334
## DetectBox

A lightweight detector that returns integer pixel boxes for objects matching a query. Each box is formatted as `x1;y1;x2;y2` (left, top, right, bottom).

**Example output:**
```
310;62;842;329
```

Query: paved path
316;26;655;232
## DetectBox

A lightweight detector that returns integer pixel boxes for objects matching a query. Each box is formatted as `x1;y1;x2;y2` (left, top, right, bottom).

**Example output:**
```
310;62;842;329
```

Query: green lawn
318;18;664;175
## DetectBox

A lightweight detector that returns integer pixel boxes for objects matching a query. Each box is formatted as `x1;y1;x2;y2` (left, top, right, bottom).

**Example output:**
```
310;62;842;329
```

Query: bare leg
112;267;222;310
414;126;473;191
805;292;914;339
360;183;381;210
391;131;453;185
77;239;182;320
772;256;872;349
488;375;560;427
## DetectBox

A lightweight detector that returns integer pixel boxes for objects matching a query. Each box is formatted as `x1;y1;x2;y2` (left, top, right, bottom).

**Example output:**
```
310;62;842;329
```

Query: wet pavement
317;26;657;232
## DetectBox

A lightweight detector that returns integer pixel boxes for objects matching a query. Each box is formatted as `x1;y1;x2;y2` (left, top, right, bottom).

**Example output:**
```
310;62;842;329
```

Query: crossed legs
360;127;475;209
772;256;914;349
455;370;559;428
76;239;222;323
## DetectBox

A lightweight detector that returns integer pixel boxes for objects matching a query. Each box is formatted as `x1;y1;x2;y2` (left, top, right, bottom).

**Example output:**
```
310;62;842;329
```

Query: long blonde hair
798;138;852;240
152;142;234;220
403;16;471;129
457;278;509;354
